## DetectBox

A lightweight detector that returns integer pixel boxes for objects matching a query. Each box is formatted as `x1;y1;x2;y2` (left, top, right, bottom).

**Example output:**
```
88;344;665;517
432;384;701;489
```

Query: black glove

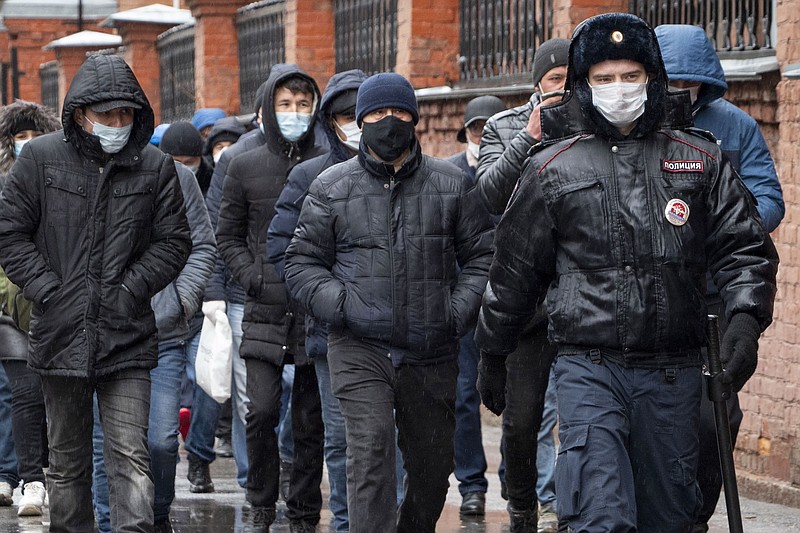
477;352;507;416
720;313;761;392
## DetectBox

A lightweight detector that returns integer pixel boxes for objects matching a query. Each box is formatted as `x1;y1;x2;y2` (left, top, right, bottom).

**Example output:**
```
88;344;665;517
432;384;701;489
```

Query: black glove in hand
477;352;507;416
720;313;761;392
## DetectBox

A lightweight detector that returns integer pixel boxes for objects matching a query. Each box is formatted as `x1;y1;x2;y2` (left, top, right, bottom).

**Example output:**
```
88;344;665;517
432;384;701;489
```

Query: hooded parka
0;54;192;377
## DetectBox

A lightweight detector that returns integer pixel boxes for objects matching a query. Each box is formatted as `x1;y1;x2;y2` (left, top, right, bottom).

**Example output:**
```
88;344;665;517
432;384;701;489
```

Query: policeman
475;13;778;532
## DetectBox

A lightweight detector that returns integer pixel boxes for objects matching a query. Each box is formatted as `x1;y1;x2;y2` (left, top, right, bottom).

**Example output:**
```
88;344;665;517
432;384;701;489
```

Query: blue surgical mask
14;140;28;157
87;117;133;154
276;112;312;142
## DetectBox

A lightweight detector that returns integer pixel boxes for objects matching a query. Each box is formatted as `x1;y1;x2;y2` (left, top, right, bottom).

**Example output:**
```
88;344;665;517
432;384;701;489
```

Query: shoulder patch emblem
662;160;703;173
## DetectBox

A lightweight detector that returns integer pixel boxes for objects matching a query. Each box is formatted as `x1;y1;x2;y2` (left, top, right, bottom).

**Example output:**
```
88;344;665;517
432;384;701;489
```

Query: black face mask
361;115;416;162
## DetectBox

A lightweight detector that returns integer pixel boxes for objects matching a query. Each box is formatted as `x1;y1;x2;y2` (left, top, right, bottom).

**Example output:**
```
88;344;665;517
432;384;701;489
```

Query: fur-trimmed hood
0;100;60;176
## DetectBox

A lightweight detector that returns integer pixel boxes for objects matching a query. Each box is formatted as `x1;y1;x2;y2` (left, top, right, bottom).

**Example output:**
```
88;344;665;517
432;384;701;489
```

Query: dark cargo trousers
554;351;703;532
327;334;458;533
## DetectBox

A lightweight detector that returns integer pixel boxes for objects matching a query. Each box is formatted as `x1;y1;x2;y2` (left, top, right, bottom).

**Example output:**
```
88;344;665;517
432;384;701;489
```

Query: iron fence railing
334;0;397;75
237;0;286;114
459;0;554;82
629;0;774;50
157;23;196;123
40;61;59;113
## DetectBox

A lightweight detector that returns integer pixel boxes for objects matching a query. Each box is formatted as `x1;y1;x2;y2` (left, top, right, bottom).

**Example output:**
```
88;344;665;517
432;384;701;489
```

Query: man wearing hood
655;24;785;533
216;64;327;533
0;53;192;533
475;13;778;532
284;72;494;533
267;68;367;533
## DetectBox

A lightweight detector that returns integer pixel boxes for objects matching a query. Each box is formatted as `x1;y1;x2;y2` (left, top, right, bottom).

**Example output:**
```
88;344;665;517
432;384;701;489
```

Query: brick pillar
395;0;460;88
186;0;250;114
285;0;335;89
114;22;176;123
552;0;628;37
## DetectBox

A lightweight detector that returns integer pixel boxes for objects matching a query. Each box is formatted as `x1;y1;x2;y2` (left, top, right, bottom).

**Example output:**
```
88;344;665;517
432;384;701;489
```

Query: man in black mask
283;72;494;533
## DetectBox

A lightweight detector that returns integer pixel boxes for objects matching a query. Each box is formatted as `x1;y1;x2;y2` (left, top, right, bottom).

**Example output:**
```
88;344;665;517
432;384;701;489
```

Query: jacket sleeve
475;112;537;215
216;160;258;296
737;118;784;232
122;155;192;302
450;179;495;336
172;164;216;316
706;156;778;330
0;147;61;304
267;164;314;279
203;148;233;301
283;180;346;327
475;165;556;355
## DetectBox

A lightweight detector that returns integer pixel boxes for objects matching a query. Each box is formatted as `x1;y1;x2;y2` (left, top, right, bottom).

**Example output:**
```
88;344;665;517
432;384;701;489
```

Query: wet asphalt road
3;420;800;532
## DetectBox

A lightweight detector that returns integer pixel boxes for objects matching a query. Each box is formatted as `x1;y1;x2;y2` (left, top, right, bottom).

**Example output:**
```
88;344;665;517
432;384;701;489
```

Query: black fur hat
571;13;662;80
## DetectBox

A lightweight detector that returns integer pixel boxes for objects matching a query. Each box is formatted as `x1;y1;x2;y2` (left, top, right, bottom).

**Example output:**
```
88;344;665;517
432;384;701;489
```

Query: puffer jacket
267;68;367;358
475;36;778;364
0;100;61;180
655;24;784;232
475;93;539;214
284;142;495;363
0;53;192;377
216;63;326;365
150;162;216;344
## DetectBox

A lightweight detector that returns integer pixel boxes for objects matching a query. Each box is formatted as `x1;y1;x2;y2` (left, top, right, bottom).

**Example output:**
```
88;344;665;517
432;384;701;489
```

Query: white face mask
213;146;229;164
276;112;312;142
14;140;29;158
467;139;480;160
334;119;361;151
669;84;700;105
590;80;648;129
86;117;133;154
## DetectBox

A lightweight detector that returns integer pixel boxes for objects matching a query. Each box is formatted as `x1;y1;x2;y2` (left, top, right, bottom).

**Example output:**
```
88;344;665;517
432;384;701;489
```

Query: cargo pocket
555;424;591;519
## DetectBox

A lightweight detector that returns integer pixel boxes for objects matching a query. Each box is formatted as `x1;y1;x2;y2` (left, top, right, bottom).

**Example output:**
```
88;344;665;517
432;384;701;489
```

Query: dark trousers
454;328;488;496
244;358;323;522
1;359;47;484
328;334;458;533
502;323;558;510
696;296;742;525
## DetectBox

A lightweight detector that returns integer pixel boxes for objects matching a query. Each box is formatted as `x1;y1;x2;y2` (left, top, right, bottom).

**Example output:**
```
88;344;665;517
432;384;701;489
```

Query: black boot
508;503;537;533
248;506;276;533
187;452;215;493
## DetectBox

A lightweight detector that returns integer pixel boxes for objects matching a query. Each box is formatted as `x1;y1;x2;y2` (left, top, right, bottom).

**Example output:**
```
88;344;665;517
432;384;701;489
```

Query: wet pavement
3;420;800;532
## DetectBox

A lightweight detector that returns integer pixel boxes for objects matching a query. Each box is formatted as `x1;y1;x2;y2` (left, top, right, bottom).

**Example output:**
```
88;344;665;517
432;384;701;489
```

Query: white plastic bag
195;309;233;403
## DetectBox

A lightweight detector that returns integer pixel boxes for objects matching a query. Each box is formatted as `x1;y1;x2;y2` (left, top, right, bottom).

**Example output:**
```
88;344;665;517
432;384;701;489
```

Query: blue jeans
314;354;349;532
0;364;19;487
184;329;222;462
536;366;558;509
279;364;295;463
228;303;250;488
453;329;488;496
43;369;153;533
554;352;702;532
93;341;186;527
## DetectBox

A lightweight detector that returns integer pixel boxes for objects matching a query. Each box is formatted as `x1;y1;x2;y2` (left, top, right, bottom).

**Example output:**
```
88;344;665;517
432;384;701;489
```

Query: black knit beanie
159;121;203;156
532;38;570;86
356;73;419;126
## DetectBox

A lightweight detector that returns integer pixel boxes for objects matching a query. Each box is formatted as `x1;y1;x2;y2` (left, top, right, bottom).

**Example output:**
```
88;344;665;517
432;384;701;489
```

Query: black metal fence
629;0;774;50
40;61;59;113
237;0;286;114
459;0;554;82
157;23;196;123
334;0;397;75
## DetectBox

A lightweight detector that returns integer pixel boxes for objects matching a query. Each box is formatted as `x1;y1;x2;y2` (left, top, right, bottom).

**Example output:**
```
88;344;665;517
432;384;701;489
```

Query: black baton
706;315;744;533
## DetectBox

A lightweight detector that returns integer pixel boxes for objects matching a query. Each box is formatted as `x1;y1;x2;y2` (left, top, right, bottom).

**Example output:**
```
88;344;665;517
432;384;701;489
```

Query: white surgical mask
14;140;28;158
334;119;361;151
669;84;700;105
213;146;228;164
276;112;312;142
467;139;480;160
590;80;648;130
186;164;199;175
86;118;132;154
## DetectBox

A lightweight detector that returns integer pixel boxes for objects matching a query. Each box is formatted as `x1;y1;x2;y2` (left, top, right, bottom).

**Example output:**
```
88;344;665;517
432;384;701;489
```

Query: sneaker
214;436;234;458
154;517;174;533
17;481;46;517
279;460;292;501
187;452;214;493
248;506;276;533
537;502;558;533
289;519;318;532
0;481;13;506
179;407;191;441
508;502;537;533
